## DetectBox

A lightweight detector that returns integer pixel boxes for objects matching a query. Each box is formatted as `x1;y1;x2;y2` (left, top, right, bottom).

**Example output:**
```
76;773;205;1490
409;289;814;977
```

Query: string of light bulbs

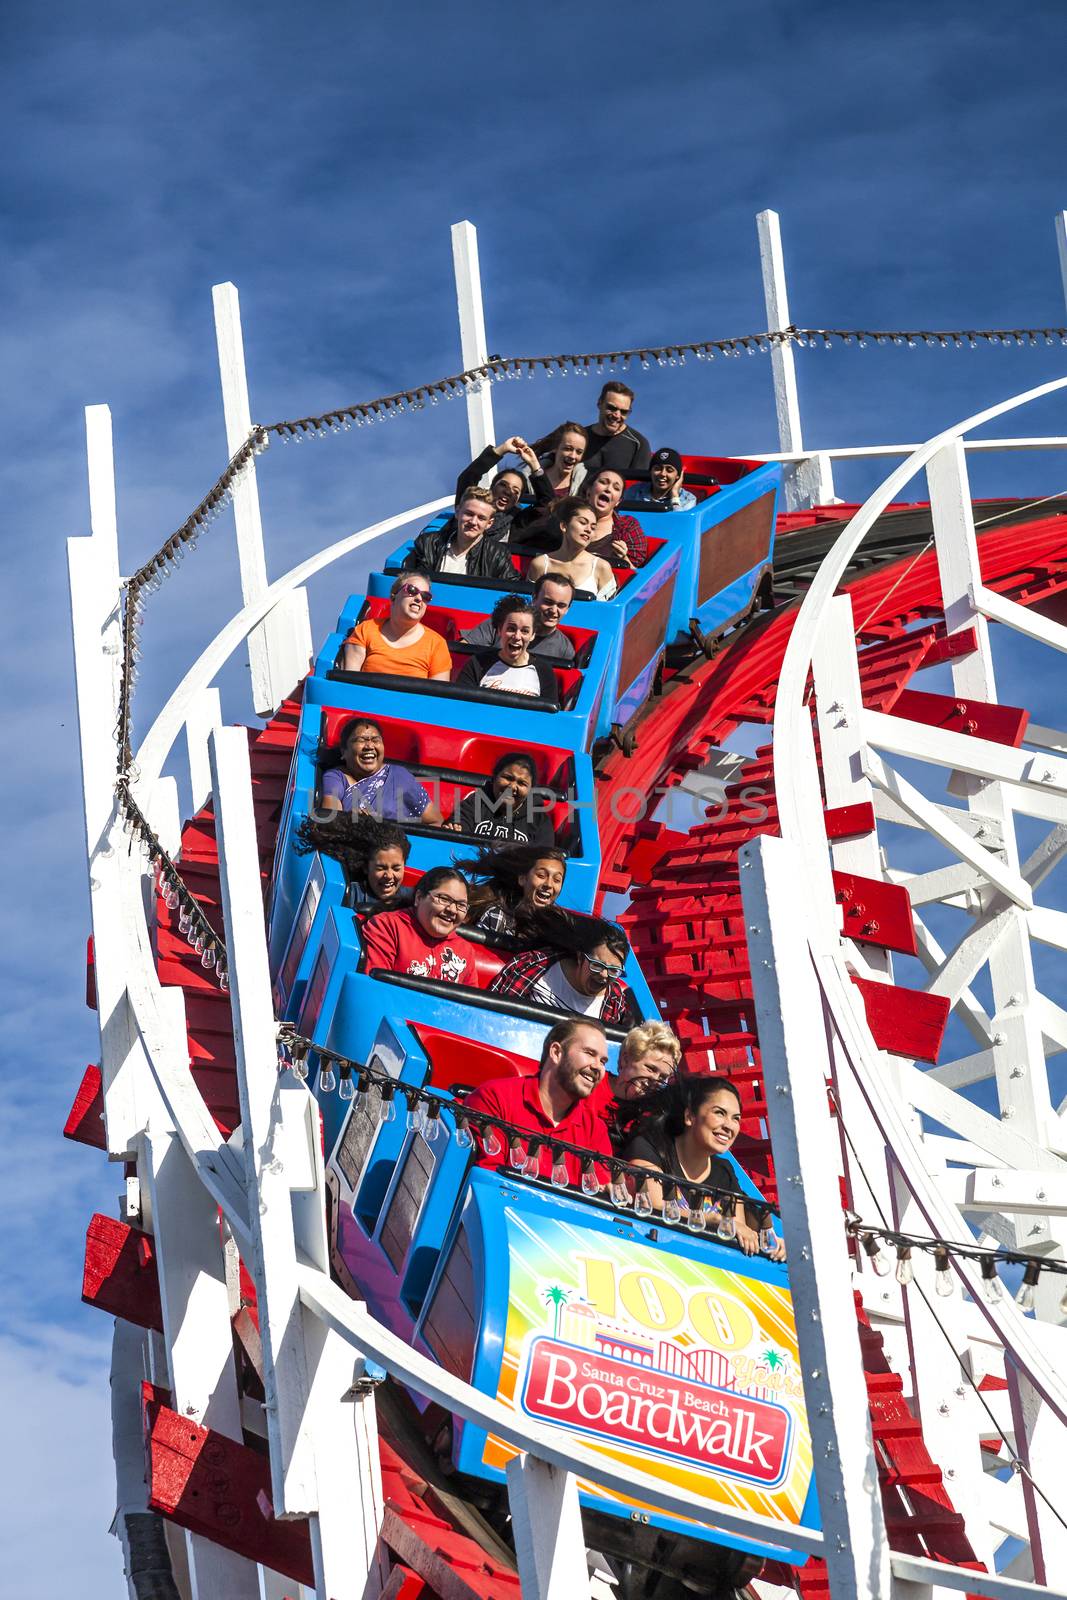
277;1025;782;1249
847;1216;1066;1315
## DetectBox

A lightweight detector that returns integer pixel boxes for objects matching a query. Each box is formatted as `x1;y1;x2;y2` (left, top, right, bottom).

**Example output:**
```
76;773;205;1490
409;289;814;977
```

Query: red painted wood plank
143;1383;315;1584
83;1215;163;1331
833;870;917;955
851;976;950;1063
824;801;876;840
921;627;978;666
889;687;1029;747
64;1064;106;1148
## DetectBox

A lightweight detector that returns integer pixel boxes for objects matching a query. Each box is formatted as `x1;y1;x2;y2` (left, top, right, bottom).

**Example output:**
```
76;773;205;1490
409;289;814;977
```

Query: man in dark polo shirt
579;382;651;480
464;1018;612;1186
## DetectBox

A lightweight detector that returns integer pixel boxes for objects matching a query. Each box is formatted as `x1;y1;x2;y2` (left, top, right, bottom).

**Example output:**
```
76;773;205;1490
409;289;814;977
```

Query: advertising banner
483;1206;814;1534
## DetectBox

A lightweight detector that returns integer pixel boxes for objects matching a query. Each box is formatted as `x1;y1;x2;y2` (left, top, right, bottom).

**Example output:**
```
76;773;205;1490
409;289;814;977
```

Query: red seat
412;1022;534;1093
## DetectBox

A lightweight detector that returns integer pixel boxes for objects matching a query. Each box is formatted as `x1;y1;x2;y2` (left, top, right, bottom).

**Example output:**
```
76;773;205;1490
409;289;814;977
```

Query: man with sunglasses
459;573;577;663
342;572;452;678
361;866;485;986
490;913;638;1025
403;486;517;581
578;382;651;481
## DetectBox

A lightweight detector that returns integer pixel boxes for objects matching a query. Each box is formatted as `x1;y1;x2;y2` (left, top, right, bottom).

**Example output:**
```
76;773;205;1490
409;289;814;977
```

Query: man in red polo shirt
464;1018;612;1186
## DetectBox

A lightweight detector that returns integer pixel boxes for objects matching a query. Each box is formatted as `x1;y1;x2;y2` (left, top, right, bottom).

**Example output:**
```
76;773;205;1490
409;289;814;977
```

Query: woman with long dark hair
447;751;555;848
453;842;567;936
295;813;412;911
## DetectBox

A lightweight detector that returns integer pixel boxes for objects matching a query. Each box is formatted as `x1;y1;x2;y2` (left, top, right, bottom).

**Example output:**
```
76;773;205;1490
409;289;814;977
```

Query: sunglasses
602;403;631;418
397;583;431;602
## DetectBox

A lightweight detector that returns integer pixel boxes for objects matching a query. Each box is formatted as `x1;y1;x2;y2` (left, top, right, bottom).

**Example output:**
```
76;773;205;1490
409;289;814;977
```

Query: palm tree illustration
543;1285;570;1337
761;1348;785;1372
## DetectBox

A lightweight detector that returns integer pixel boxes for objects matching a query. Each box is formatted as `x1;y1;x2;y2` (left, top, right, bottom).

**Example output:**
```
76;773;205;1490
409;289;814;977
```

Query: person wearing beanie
626;447;697;511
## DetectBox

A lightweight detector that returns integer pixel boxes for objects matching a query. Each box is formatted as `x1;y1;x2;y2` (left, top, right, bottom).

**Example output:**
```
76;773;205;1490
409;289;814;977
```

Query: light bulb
663;1191;682;1224
895;1247;913;1287
338;1074;355;1102
686;1195;706;1232
581;1163;601;1198
178;908;191;934
523;1142;542;1179
165;886;179;910
861;1233;891;1277
318;1063;337;1095
454;1116;473;1150
481;1126;501;1158
380;1086;397;1123
760;1221;781;1256
980;1257;1003;1303
422;1103;442;1142
407;1100;425;1136
717;1209;737;1243
509;1137;527;1171
634;1185;653;1218
218;967;229;992
291;1052;309;1082
550;1153;569;1189
1016;1260;1041;1314
201;944;216;970
934;1247;954;1298
610;1178;631;1209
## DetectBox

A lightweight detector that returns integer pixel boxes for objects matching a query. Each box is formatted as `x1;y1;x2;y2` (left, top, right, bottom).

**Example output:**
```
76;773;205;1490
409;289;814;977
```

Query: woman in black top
624;1075;785;1258
454;598;561;705
447;751;555;848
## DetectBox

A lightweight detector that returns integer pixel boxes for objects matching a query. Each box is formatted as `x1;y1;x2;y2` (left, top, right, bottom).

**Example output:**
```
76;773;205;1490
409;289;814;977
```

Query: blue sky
4;2;1067;1591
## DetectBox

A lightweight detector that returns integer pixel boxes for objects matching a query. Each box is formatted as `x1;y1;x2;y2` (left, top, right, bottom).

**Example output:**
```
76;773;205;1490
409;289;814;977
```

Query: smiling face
414;875;469;939
493;471;524;512
457;495;495;542
573;940;625;997
519;857;565;910
686;1087;743;1155
366;845;406;902
533;579;571;633
342;721;386;777
597;388;633;437
492;760;534;806
564;505;598;548
551;1024;609;1100
556;429;586;470
497;610;534;663
615;1046;676;1102
391;578;431;626
586;470;624;515
650;460;682;497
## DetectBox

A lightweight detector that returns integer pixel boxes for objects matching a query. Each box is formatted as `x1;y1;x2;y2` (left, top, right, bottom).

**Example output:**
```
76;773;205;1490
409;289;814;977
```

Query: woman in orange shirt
342;572;453;679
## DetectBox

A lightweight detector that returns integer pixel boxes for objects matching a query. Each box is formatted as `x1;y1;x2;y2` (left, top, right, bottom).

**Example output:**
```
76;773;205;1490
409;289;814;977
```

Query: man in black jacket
579;382;651;480
402;488;518;581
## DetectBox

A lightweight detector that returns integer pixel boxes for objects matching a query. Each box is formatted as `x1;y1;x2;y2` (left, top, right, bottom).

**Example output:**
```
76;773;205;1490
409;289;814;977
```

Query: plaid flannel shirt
489;947;635;1024
589;512;648;569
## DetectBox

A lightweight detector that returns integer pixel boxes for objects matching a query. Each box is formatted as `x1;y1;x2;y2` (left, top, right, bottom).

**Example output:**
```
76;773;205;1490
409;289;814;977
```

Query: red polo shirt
465;1072;612;1187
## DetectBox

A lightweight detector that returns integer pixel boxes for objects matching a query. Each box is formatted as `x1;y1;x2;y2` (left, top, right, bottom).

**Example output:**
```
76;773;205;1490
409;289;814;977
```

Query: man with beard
464;1018;612;1184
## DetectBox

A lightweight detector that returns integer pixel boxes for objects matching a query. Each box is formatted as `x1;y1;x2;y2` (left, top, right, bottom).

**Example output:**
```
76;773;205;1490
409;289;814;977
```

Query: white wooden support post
212;283;312;719
506;1454;588;1600
756;210;835;512
739;832;890;1600
210;725;384;1600
1056;212;1067;314
185;687;223;815
451;221;495;459
68;404;142;1160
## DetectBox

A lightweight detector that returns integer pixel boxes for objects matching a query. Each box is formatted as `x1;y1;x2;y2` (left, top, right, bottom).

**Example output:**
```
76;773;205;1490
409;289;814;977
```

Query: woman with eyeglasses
490;907;638;1024
360;866;485;986
319;718;444;824
341;572;452;679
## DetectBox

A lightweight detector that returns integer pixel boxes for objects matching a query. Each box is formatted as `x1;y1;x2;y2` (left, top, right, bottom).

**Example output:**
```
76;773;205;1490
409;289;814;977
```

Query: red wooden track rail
71;506;1067;1595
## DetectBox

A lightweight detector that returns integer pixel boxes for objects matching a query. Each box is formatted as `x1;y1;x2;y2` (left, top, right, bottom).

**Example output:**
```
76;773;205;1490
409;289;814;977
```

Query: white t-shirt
437;543;469;574
538;960;605;1017
478;659;541;697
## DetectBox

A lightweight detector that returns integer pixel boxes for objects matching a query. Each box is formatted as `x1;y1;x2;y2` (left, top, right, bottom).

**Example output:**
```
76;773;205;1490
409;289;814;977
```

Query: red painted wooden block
851;976;950;1064
83;1214;163;1332
622;827;689;883
921;627;978;667
142;1383;315;1585
64;1064;106;1149
833;870;917;955
824;801;875;841
889;687;1029;747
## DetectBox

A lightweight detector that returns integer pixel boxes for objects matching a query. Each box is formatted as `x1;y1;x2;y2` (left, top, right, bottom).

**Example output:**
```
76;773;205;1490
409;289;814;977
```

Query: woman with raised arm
454;842;568;936
623;1074;786;1259
526;498;617;601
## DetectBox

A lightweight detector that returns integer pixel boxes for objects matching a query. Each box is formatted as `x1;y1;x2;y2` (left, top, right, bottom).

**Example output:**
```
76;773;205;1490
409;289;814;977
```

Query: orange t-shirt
345;617;452;679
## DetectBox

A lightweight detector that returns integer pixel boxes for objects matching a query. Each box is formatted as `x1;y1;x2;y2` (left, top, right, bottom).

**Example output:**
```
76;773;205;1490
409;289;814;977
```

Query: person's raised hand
498;435;526;457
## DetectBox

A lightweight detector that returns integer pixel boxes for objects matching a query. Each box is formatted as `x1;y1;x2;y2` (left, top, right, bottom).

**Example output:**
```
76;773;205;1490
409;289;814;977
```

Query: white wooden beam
212;282;312;717
740;832;890;1599
185;687;222;815
755;210;834;510
450;221;495;458
506;1454;588;1600
1056;210;1067;322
